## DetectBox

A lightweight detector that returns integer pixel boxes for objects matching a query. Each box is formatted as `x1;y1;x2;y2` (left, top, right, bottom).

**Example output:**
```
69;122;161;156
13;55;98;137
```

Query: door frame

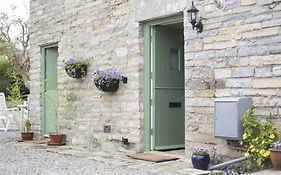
40;42;58;136
143;14;183;151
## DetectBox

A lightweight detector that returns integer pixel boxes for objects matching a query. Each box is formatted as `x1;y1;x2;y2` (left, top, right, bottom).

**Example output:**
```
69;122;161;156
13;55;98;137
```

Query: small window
170;48;180;70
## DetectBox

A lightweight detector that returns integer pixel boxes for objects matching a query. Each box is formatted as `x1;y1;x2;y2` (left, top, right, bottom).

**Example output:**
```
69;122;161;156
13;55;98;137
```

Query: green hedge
0;57;29;98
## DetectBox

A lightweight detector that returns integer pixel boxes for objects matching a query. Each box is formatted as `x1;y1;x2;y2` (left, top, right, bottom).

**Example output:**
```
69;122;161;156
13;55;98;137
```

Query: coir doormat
127;152;179;163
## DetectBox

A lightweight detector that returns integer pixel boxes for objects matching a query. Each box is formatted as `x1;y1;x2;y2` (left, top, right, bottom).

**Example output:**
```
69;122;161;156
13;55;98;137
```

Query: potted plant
241;109;279;169
191;147;210;170
270;140;281;170
45;90;66;146
93;67;125;92
21;117;33;141
63;56;91;79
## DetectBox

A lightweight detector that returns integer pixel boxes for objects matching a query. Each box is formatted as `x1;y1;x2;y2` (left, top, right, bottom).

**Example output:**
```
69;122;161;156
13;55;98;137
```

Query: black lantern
187;1;203;33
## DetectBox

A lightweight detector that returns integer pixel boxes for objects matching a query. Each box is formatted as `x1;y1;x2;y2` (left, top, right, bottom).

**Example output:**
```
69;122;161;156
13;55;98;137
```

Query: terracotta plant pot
270;149;281;170
21;132;34;141
191;154;210;170
48;133;66;146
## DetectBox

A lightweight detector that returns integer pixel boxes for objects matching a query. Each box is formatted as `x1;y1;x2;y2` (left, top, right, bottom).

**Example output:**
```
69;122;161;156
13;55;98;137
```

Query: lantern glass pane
192;11;198;21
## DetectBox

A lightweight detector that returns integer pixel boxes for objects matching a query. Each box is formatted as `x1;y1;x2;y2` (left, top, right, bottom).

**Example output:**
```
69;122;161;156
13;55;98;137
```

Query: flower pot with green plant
21;116;33;141
270;141;281;170
63;56;92;79
45;90;66;146
191;147;210;170
93;67;125;92
240;108;279;171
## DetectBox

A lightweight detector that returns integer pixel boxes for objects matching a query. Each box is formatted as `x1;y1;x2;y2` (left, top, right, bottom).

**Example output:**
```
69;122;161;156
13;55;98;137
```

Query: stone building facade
29;0;281;159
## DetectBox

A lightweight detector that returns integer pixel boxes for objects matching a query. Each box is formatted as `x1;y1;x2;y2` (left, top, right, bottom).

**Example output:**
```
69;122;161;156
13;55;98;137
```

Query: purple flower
273;141;281;149
94;67;124;81
69;57;75;64
192;147;208;155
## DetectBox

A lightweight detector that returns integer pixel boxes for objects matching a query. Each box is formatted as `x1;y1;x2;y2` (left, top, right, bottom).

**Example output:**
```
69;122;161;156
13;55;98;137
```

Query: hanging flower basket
93;67;124;92
94;78;119;92
63;56;92;79
65;63;88;78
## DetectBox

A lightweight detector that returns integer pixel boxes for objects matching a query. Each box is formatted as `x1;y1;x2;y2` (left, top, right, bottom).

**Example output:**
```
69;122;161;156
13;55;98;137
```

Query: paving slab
14;139;210;175
248;169;281;175
0;131;216;175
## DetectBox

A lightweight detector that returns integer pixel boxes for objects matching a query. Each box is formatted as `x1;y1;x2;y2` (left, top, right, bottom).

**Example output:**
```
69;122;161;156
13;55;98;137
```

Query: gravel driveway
0;131;169;175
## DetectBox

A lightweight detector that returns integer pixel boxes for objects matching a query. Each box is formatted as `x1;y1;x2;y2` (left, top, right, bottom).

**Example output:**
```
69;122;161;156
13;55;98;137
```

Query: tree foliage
0;11;30;88
0;11;30;103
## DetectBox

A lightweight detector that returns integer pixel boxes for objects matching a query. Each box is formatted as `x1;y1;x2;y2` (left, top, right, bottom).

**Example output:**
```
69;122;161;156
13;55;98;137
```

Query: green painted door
153;25;184;150
43;47;58;136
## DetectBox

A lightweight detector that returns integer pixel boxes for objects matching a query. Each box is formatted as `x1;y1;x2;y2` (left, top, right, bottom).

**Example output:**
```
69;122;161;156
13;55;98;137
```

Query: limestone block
204;40;236;50
256;35;281;46
186;123;199;132
243;89;276;96
218;23;261;35
231;88;243;96
231;67;254;77
255;67;272;77
216;144;241;158
253;78;281;88
257;0;273;5
203;34;241;44
268;97;281;106
186;79;211;90
242;27;279;39
185;106;214;114
215;89;231;97
273;66;281;76
215;79;226;89
185;98;214;107
186;132;220;144
226;78;252;88
241;0;256;6
214;68;231;79
185;40;203;52
263;19;281;28
252;97;270;107
250;55;281;66
245;14;272;24
228;57;249;67
193;90;215;98
204;22;222;30
226;0;240;8
232;6;253;13
240;47;262;57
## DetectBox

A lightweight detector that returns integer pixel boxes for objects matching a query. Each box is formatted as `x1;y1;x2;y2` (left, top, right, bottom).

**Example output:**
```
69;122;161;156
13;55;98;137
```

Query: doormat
127;152;179;163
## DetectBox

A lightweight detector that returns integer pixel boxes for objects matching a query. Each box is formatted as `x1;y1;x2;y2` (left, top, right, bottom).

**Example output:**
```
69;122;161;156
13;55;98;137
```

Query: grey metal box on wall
214;97;252;140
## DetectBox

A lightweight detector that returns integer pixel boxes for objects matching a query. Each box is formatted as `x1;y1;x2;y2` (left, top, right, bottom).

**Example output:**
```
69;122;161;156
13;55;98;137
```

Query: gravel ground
0;131;168;175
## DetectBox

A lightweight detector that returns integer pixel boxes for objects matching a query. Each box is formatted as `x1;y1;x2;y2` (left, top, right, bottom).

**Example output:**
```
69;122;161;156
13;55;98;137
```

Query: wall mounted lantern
187;1;203;33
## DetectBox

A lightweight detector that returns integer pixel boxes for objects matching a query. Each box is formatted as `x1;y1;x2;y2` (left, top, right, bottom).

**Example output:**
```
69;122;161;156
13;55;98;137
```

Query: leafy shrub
240;108;279;170
7;79;22;107
0;57;29;103
0;57;14;95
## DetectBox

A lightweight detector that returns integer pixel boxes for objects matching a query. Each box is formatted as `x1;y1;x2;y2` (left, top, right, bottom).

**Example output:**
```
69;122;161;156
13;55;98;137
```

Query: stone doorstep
14;141;211;175
248;169;281;175
176;168;210;175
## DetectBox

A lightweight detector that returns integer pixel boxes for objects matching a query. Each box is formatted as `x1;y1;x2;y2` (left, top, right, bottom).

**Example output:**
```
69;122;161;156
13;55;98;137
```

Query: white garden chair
0;92;20;132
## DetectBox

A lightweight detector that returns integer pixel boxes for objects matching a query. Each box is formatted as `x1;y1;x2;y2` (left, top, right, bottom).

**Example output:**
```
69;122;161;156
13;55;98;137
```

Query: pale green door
153;25;184;150
43;46;58;136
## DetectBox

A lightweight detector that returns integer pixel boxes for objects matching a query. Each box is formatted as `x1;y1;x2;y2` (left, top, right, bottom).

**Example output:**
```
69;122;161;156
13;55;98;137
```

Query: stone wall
184;0;281;159
29;0;281;159
29;0;143;151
